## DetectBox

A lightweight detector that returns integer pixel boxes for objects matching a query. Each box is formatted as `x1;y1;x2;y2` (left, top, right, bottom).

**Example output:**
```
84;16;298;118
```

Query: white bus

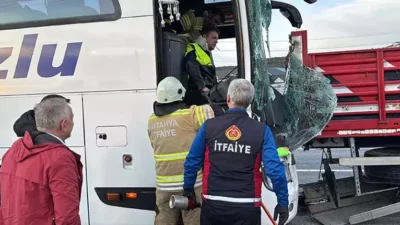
0;0;313;224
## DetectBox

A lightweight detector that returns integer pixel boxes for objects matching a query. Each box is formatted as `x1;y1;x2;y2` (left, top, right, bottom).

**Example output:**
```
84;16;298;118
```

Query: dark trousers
200;200;261;225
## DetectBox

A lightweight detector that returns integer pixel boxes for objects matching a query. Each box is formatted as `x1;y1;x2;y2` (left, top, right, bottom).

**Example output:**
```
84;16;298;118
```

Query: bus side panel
70;146;90;225
0;94;85;148
0;94;89;225
119;0;153;18
0;17;157;96
82;91;156;225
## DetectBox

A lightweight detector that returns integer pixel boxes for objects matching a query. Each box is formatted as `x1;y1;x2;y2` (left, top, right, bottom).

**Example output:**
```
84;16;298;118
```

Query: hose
261;202;278;225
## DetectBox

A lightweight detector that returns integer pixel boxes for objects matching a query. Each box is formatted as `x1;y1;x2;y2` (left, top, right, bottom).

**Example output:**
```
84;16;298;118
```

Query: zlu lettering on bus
0;34;82;79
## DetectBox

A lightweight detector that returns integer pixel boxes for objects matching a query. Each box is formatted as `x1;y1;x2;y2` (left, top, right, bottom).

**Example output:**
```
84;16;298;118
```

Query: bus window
0;0;120;29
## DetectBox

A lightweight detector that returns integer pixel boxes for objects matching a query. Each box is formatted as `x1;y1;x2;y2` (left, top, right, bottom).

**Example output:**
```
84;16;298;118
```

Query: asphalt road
295;148;366;185
288;148;400;225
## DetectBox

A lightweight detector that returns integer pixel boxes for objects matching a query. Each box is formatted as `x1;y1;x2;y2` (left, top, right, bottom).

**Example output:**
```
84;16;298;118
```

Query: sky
19;0;100;13
213;0;400;67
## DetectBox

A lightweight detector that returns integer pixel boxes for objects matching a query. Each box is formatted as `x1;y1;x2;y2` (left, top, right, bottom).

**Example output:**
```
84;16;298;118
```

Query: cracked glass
247;0;274;111
248;0;337;150
283;54;337;150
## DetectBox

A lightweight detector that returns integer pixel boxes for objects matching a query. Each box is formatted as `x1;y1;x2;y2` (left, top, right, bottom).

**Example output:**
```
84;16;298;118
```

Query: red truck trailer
290;30;400;225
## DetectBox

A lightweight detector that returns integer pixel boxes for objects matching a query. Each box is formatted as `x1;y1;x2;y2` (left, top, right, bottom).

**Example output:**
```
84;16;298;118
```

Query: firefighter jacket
183;108;289;207
184;42;217;92
180;9;204;43
147;103;215;192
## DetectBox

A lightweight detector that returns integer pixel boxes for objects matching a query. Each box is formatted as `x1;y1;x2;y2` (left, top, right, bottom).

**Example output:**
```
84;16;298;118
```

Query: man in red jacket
0;97;82;225
13;94;70;137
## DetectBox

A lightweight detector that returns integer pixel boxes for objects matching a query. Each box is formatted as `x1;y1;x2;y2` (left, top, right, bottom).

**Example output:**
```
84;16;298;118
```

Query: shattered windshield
283;54;337;150
248;0;337;150
247;0;274;111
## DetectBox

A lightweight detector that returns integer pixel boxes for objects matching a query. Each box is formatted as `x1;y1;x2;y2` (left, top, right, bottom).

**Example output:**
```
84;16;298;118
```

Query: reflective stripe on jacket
180;9;204;43
202;194;261;203
180;10;203;32
148;105;214;192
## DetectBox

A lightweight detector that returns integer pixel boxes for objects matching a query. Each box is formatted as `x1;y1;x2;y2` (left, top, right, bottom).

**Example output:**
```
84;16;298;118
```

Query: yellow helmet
156;77;186;104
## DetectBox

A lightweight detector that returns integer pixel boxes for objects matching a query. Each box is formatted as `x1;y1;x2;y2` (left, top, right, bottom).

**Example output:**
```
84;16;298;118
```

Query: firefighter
184;25;219;106
178;9;206;43
162;8;224;42
183;78;289;225
178;9;224;43
147;76;223;225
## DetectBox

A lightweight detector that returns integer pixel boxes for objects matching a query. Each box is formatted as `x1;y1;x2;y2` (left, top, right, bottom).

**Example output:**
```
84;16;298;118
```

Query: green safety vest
185;43;213;67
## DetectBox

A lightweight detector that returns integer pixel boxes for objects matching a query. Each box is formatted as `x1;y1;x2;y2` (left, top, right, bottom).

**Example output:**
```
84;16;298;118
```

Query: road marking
297;169;354;172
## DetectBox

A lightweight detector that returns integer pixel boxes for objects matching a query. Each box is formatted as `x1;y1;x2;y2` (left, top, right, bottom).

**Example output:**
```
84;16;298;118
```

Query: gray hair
34;98;72;131
227;79;255;109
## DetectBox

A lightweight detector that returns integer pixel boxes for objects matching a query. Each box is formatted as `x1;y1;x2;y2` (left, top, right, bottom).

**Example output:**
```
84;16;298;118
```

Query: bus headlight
261;155;293;191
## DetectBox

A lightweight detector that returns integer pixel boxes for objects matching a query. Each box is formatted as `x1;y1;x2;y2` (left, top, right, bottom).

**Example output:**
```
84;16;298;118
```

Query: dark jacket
184;49;218;91
183;108;288;208
13;110;37;137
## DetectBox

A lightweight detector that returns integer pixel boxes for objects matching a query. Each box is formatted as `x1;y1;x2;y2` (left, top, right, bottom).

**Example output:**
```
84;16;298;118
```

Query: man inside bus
13;94;70;138
147;76;223;225
0;98;83;225
184;25;219;106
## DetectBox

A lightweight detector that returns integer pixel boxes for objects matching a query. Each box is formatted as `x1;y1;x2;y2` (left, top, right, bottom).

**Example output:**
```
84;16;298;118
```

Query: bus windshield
248;0;337;150
247;0;273;110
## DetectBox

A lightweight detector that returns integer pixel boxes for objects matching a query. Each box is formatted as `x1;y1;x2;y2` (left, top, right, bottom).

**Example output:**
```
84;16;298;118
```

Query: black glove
182;188;198;210
274;204;289;225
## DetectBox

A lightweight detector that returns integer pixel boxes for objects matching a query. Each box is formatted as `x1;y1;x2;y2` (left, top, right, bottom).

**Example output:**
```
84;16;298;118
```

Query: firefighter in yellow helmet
147;76;223;225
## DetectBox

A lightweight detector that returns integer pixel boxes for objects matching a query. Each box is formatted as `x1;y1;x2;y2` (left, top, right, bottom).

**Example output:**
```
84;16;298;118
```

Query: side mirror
304;0;318;4
271;1;303;28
